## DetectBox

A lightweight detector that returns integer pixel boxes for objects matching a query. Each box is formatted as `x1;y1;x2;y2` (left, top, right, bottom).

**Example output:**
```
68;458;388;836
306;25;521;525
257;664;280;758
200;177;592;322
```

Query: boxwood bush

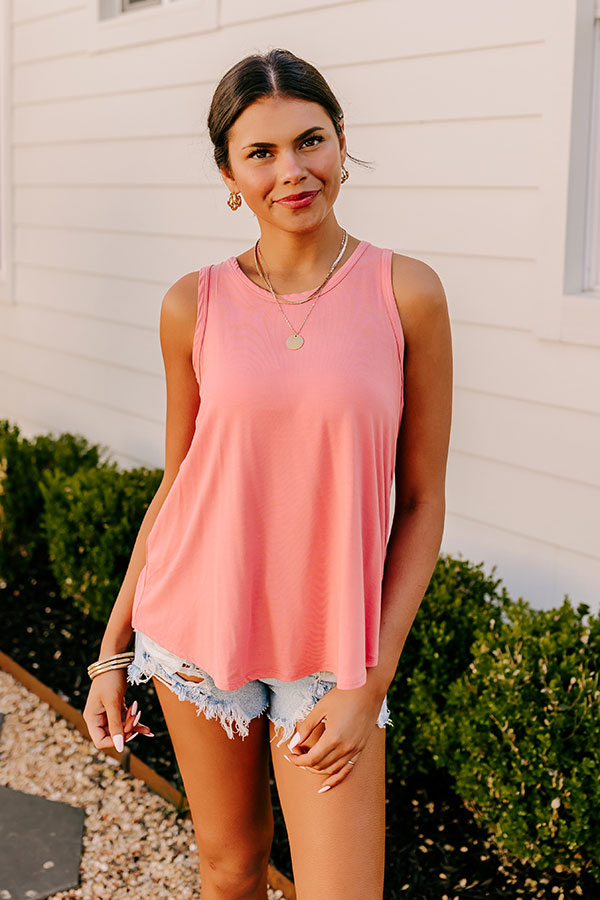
4;420;599;882
40;463;163;623
0;419;106;585
385;554;513;781
439;596;600;880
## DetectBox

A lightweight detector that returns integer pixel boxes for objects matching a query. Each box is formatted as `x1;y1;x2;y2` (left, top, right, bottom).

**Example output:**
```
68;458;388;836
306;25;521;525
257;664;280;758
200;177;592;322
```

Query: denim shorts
126;629;393;747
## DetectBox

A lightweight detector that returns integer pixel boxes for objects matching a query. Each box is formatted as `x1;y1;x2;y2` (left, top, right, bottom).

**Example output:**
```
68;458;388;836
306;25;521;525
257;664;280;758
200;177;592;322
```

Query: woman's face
220;94;347;233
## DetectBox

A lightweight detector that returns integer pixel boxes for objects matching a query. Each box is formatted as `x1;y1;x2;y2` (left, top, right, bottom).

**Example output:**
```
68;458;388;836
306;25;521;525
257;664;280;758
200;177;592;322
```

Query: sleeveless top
131;240;405;691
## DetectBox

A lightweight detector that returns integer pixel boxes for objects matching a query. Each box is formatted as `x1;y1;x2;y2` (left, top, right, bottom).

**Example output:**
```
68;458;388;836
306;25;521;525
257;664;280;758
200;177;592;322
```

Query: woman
83;48;452;900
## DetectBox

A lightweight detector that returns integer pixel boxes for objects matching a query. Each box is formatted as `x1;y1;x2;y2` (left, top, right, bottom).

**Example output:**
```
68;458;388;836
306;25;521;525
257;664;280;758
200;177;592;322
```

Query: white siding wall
1;0;598;611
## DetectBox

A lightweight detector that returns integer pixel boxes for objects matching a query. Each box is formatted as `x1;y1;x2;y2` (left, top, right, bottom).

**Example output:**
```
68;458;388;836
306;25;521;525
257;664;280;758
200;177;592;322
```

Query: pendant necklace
253;229;348;350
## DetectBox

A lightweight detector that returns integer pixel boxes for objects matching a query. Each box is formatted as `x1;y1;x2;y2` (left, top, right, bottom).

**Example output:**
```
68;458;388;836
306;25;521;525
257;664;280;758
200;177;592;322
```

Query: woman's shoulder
160;271;201;346
386;250;448;331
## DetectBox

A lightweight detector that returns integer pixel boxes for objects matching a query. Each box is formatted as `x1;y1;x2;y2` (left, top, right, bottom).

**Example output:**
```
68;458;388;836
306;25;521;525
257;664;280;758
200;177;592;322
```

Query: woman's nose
278;151;306;183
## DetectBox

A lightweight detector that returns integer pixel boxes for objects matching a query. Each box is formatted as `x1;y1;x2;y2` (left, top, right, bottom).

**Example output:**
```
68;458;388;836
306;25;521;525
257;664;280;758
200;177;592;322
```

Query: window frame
89;0;218;52
535;0;600;346
0;0;13;306
583;2;600;292
121;0;162;12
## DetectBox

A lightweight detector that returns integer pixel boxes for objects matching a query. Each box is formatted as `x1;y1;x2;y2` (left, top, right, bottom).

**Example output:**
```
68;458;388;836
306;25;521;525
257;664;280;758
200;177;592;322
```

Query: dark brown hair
207;48;370;174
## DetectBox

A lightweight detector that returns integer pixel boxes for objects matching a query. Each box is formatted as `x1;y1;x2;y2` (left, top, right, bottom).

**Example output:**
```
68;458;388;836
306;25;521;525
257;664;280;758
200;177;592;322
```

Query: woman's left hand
283;683;386;792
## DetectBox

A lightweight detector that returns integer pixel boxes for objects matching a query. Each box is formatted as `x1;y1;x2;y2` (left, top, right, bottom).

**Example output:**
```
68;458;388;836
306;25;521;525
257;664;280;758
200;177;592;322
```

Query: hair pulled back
207;48;366;174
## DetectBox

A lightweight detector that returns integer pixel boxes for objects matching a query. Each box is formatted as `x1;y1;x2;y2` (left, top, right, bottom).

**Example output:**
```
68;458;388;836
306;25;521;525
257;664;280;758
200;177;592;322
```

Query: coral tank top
131;240;405;690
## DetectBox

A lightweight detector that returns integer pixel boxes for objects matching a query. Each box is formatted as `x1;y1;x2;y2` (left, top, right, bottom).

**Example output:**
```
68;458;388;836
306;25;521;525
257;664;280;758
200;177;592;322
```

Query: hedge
1;419;598;881
439;597;600;879
40;463;163;623
0;419;106;585
385;554;513;781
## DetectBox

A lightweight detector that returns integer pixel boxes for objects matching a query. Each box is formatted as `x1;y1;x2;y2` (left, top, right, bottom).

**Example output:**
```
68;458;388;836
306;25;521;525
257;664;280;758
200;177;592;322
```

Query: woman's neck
245;219;359;294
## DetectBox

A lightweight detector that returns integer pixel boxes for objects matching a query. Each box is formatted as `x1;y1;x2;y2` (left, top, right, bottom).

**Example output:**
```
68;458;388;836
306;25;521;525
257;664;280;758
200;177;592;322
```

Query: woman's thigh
269;715;387;900
152;675;274;870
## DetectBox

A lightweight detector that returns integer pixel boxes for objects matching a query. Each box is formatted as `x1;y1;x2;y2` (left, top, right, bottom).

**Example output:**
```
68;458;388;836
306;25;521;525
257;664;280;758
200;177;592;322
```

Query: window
583;2;600;293
91;0;217;49
122;0;162;11
98;0;184;20
0;0;12;304
535;0;600;346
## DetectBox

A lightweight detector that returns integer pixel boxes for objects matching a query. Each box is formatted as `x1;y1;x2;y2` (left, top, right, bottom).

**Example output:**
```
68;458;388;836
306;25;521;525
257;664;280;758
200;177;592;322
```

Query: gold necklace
253;230;348;350
254;230;348;306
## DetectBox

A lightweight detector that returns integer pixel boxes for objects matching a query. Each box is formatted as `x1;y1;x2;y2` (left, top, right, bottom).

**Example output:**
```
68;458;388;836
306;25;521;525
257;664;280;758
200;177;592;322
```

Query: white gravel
0;670;287;900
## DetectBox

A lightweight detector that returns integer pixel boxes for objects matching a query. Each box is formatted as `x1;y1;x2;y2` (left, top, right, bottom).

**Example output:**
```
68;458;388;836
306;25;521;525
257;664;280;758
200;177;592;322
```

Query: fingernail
133;710;142;727
113;734;124;753
288;733;301;750
285;754;306;770
125;732;138;742
318;785;331;794
140;731;155;737
131;700;138;716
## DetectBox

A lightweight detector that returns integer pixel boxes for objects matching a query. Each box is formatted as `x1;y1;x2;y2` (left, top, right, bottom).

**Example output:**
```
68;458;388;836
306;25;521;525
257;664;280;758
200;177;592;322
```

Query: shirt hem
131;624;376;691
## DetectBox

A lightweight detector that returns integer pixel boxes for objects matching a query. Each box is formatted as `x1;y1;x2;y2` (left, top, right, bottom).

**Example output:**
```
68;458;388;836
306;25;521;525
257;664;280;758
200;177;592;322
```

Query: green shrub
385;553;513;781
439;597;600;879
40;463;163;623
0;420;107;585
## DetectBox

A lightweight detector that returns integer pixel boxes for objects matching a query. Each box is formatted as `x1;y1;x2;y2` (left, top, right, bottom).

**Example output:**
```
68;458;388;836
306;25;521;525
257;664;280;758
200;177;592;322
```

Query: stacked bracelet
88;651;135;680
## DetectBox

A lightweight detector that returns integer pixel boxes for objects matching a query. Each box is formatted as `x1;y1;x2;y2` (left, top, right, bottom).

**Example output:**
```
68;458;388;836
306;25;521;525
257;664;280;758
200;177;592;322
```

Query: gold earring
227;191;242;211
340;165;349;184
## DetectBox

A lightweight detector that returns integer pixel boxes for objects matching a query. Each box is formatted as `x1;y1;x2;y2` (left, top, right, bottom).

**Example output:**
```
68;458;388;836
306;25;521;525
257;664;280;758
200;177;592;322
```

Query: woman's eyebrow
242;126;325;150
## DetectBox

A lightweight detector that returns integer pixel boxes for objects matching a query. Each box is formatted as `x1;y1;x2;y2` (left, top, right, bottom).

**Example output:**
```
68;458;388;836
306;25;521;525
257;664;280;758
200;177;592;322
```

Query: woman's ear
219;166;238;195
337;116;347;164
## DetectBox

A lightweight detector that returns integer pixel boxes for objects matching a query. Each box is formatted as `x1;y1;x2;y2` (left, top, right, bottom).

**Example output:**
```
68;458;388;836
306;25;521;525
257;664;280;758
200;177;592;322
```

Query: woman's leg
270;717;387;900
152;675;273;900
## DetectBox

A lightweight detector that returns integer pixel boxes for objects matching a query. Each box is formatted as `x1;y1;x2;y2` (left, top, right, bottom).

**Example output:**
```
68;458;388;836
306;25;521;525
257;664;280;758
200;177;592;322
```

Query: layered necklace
253;229;348;350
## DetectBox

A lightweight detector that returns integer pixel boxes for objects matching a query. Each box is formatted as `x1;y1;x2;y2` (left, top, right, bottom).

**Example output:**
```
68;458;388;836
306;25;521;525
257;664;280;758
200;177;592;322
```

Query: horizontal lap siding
0;344;162;438
452;390;600;488
2;0;598;607
443;514;600;613
447;453;600;559
0;368;160;470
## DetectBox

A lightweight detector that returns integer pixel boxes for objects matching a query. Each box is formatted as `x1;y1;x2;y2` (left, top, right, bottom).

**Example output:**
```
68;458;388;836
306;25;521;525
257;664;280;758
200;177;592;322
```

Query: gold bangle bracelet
88;652;134;678
88;657;133;671
88;660;133;680
88;657;133;672
88;652;134;668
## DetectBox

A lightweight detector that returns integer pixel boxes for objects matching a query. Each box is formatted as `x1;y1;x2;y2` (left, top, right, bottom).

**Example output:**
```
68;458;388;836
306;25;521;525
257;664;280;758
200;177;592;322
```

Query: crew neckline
227;239;370;302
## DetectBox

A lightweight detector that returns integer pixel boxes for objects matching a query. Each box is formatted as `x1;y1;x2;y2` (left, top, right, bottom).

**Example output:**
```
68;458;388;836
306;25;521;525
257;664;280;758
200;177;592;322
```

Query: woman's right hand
83;668;154;752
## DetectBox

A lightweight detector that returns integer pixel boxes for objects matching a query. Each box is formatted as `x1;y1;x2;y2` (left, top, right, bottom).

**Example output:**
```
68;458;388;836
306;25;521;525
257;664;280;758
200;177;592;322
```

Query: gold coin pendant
286;334;304;350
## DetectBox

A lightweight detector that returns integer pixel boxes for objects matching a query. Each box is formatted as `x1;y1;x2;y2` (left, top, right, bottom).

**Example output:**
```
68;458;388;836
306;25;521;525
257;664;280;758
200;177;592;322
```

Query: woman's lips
275;190;320;209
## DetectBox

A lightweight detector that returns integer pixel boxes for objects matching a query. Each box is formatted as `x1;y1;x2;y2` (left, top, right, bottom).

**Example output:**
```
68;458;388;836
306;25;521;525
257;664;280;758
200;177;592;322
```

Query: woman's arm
99;270;201;658
366;253;453;698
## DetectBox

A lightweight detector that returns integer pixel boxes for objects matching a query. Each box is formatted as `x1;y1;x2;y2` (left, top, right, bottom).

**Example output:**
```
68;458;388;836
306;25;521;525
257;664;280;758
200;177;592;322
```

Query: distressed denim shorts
127;629;393;747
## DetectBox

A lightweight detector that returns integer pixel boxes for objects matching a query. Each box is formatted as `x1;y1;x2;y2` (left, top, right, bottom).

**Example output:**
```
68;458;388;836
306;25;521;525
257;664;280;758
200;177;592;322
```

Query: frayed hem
269;676;334;748
127;660;267;741
175;683;270;741
127;660;154;685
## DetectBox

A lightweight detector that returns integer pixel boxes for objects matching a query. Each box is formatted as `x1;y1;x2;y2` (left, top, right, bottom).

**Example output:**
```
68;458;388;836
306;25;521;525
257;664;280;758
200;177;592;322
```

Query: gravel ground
0;670;287;900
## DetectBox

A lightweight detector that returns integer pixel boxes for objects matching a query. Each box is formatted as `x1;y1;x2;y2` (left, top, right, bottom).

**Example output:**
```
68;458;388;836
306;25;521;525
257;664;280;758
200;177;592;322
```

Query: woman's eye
248;134;323;159
301;135;324;148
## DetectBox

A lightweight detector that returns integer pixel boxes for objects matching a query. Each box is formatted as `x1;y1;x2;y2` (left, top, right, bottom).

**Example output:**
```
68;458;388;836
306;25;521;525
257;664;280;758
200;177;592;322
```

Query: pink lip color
275;191;319;209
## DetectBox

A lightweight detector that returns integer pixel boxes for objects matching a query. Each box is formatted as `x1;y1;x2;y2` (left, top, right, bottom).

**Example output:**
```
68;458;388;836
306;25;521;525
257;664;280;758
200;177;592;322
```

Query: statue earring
227;191;242;211
340;165;349;184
